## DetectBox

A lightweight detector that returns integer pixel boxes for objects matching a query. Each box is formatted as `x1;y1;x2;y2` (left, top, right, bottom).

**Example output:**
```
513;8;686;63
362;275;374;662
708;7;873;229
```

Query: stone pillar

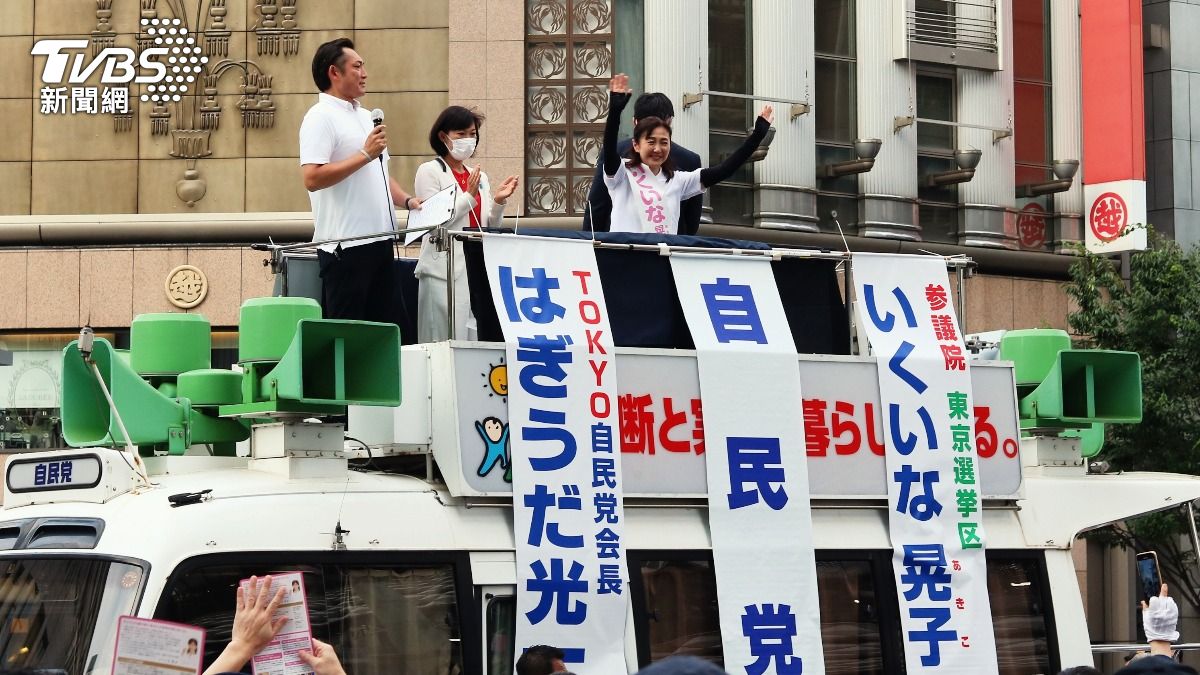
856;0;920;239
957;3;1017;248
751;0;817;230
1051;0;1084;251
643;0;709;165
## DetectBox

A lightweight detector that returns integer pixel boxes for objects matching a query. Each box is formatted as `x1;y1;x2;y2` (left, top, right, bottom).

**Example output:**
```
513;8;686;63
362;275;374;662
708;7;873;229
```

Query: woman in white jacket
413;106;518;342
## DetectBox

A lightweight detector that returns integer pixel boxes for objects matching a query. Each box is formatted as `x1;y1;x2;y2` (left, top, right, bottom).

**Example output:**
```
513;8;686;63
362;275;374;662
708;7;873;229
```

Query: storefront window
0;334;78;450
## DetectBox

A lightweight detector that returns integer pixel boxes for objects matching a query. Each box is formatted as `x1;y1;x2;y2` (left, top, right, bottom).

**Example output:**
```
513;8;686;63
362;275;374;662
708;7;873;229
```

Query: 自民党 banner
671;254;826;675
482;234;627;673
852;253;998;673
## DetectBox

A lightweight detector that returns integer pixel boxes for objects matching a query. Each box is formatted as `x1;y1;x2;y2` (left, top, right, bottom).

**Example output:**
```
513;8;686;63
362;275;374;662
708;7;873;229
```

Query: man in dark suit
583;92;703;235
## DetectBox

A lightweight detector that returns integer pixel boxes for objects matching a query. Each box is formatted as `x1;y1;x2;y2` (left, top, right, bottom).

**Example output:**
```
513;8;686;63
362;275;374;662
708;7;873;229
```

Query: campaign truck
1;232;1196;675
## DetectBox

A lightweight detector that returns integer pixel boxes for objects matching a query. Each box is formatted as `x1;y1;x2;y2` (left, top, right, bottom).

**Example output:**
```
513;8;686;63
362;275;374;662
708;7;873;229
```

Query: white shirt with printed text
603;161;703;235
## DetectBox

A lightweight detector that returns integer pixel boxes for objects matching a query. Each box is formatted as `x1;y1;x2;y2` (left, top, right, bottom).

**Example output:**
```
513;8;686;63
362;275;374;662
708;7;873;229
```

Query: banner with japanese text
671;254;826;675
482;234;627;674
852;253;998;674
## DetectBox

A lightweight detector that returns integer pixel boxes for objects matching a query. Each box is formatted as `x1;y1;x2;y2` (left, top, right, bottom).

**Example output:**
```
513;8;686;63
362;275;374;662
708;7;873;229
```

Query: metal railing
253;226;978;350
1092;643;1200;654
905;0;999;70
908;3;998;51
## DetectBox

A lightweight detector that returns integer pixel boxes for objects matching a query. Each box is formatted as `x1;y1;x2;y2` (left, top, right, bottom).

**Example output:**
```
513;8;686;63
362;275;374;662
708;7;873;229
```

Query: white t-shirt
603;161;703;235
299;92;396;251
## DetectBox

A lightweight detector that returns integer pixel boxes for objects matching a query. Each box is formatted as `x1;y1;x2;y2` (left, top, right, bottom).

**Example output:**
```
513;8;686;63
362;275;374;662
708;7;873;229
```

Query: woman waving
601;73;773;235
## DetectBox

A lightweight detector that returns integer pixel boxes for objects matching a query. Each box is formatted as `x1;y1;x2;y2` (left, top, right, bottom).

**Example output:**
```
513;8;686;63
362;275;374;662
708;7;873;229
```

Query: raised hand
202;575;288;674
467;164;482;197
759;104;775;125
494;175;519;203
609;73;631;96
232;575;288;656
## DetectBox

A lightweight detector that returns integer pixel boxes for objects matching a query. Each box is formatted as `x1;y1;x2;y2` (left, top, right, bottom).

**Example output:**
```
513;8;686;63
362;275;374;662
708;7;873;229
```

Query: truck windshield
0;557;143;674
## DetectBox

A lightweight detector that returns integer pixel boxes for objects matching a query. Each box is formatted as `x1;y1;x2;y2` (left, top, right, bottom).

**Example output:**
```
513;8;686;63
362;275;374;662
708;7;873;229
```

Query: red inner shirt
452;166;483;229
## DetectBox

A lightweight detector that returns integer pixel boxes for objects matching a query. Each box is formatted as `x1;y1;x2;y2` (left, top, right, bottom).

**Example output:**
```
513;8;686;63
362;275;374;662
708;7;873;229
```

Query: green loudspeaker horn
62;338;249;451
262;319;401;407
1000;329;1142;430
1019;350;1142;426
63;338;185;447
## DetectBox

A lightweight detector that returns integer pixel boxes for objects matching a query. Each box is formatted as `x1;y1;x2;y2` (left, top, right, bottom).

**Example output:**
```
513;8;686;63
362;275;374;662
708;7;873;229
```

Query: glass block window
526;0;615;215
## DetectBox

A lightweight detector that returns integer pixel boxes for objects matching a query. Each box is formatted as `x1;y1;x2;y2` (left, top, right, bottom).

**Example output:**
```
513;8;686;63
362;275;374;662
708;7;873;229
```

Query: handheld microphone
370;107;395;232
370;108;386;164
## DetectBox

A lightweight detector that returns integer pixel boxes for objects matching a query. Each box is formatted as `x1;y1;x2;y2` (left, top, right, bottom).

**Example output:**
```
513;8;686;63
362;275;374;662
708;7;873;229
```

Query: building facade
0;0;1095;459
1144;0;1200;249
0;0;1189;665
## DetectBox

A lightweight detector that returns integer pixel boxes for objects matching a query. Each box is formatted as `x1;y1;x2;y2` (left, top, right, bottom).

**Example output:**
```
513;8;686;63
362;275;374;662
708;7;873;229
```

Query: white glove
1144;593;1180;642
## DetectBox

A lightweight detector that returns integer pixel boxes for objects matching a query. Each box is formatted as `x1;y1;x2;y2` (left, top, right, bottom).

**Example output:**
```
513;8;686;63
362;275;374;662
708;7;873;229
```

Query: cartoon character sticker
475;416;511;483
484;361;507;400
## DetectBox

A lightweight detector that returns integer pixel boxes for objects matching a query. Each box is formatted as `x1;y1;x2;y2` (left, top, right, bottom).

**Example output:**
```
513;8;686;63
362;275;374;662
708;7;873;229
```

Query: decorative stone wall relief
166;265;208;309
253;1;300;57
92;0;117;54
132;0;278;206
525;0;614;215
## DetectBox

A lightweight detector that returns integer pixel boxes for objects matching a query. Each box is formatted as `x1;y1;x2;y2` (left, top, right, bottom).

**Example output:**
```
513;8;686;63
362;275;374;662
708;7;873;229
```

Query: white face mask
448;137;477;161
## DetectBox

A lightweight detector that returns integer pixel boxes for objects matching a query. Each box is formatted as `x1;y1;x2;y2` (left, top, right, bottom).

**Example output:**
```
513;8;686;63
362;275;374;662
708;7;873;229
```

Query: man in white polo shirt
299;37;421;322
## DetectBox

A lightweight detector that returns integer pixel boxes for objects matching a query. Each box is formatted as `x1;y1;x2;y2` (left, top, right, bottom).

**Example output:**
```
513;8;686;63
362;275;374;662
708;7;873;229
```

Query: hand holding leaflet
237;572;313;675
202;574;288;675
112;617;205;675
405;183;457;245
298;639;348;675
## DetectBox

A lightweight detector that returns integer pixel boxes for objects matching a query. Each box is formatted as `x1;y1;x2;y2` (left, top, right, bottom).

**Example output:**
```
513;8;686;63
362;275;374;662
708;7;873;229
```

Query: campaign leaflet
240;572;314;675
111;616;204;675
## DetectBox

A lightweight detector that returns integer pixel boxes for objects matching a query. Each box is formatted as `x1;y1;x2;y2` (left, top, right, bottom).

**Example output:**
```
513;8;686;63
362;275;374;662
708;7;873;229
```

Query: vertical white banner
671;255;826;675
852;253;998;674
483;234;627;674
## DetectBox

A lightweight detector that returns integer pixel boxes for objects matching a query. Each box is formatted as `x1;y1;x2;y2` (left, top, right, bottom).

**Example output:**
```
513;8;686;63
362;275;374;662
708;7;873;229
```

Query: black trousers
316;240;398;323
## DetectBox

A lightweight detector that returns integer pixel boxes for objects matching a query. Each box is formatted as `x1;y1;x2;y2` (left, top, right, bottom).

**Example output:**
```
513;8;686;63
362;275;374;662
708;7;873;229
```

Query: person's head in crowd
1059;667;1102;675
515;644;567;674
311;37;365;101
626;116;676;179
428;106;485;163
632;92;674;126
635;655;730;675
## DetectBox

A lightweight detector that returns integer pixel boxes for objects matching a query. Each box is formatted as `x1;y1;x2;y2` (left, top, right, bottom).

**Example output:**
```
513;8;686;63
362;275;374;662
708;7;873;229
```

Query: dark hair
311;38;354;92
624;116;676;179
633;92;674;121
1059;668;1103;675
515;645;565;675
429;105;485;157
